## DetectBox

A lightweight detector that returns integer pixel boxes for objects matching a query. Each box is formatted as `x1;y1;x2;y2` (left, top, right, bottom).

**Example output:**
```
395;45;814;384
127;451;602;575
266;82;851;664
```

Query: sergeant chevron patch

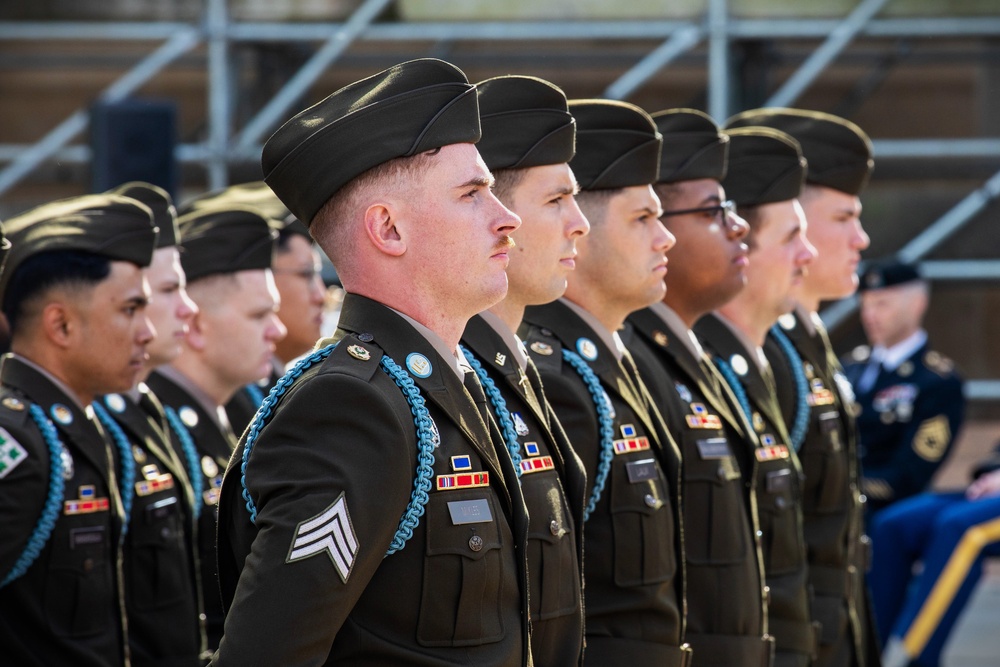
286;492;359;583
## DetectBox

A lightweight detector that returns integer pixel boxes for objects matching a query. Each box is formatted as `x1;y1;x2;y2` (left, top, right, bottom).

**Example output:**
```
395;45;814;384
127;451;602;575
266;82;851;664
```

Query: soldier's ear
184;310;208;352
40;301;73;348
363;201;406;258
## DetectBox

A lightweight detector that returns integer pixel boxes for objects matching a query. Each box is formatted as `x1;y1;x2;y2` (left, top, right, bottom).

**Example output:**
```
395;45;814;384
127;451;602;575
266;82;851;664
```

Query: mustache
493;235;516;253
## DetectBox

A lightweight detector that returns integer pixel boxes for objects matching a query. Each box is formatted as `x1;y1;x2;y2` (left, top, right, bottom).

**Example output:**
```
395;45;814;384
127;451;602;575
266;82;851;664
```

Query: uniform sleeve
862;374;965;504
0;419;49;580
210;372;413;667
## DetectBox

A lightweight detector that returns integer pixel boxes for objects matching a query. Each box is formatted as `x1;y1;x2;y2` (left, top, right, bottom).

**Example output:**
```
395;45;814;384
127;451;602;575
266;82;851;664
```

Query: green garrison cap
725;108;873;195
652;108;729;184
263;58;481;227
721;127;807;207
107;181;179;248
859;259;922;292
567;99;661;191
475;75;575;170
177;206;278;282
0;194;157;304
179;181;310;240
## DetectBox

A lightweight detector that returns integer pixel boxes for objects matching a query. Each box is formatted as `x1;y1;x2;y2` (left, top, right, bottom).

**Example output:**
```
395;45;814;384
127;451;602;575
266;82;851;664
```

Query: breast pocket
45;521;114;638
417;491;508;647
682;434;748;565
757;465;805;576
127;495;187;611
522;472;580;621
801;411;848;513
610;456;675;587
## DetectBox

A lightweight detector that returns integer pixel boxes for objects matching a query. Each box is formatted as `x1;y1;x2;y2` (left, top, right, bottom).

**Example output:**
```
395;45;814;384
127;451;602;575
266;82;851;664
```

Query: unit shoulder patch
286;492;359;584
912;415;951;462
0;427;28;479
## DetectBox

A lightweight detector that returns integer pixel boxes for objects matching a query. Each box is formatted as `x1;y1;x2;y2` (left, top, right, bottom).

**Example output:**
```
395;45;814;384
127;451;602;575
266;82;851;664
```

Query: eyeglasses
660;199;736;222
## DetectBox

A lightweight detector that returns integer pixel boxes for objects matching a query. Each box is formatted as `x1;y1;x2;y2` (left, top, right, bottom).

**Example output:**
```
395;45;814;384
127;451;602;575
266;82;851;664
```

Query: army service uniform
626;304;772;666
522;300;689;666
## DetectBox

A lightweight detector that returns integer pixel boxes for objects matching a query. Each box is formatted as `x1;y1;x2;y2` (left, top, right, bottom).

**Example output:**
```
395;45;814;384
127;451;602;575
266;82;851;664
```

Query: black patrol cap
107;181;179;248
721;127;807;207
1;194;157;305
725;108;873;195
263;58;481;227
177;206;278;282
858;259;922;292
652;108;729;184
180;181;310;240
567;99;661;191
475;75;575;170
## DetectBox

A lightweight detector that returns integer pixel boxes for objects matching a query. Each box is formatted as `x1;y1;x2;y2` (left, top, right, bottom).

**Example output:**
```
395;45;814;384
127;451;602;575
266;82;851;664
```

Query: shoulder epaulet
522;326;564;375
849;345;871;363
923;350;955;376
317;335;384;383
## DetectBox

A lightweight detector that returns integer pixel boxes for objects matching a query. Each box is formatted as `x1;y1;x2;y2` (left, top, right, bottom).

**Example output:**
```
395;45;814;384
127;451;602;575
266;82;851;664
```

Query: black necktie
463;369;492;427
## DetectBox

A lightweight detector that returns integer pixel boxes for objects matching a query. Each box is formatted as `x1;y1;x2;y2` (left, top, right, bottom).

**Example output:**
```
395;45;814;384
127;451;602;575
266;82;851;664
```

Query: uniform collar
715;312;773;377
388;306;465;380
648;301;704;360
478;309;528;373
872;329;927;371
9;353;89;413
155;363;232;434
561;297;625;361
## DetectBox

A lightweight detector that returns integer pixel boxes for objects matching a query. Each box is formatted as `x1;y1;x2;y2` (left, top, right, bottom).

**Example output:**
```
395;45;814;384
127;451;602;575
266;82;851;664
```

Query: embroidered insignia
0;429;28;479
429;417;441;448
778;313;797;331
613;436;651;455
132;446;147;464
653;330;669;347
436;472;489;491
685;403;722;429
286;493;359;584
201;455;219;478
104;394;127;414
494;352;507;367
179;406;199;428
50;404;73;425
520;456;554;475
620;423;637;438
730;354;749;376
576;337;598;361
347;345;371;361
135;473;175;497
450;455;472;472
511;412;530;436
406;352;432;378
912;415;951;462
530;341;554;356
524;441;540;457
675;382;693;403
1;397;24;411
64;485;110;515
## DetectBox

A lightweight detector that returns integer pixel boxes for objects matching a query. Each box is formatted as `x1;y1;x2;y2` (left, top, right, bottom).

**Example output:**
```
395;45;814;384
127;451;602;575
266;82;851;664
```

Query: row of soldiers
0;57;883;667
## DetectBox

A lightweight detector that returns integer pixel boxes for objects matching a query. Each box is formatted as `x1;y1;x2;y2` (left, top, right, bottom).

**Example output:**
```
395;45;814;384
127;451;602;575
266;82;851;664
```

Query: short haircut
736;204;764;250
652;182;685;211
491;167;527;207
2;250;111;334
185;272;240;310
574;188;623;227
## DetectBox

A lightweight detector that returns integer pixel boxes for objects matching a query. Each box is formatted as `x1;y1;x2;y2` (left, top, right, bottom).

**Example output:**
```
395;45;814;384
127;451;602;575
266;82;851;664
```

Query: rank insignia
613;436;651;455
135;472;175;497
179;406;199;428
50;403;73;425
530;341;553;356
60;445;74;480
912;415;950;462
778;313;796;331
0;429;27;479
755;439;790;462
287;492;359;584
1;397;24;411
132;446;147;464
511;412;530;436
674;382;693;403
729;354;749;376
201;455;219;478
520;456;554;475
524;441;540;457
653;330;669;347
437;472;489;491
406;352;432;378
104;394;127;414
620;423;637;438
576;337;598;361
64;485;110;515
347;345;371;361
685;403;722;429
450;454;472;472
494;352;507;366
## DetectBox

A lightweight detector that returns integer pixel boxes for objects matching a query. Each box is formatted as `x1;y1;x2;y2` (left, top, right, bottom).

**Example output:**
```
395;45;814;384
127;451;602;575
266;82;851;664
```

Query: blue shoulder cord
244;383;265;410
561;349;615;522
240;342;437;556
91;402;135;535
460;346;522;478
769;325;811;452
1;405;65;587
713;356;754;426
163;406;204;521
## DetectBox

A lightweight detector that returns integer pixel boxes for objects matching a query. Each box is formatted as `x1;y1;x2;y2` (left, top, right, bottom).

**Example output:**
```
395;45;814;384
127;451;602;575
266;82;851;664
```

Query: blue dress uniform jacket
694;314;815;667
145;369;238;653
842;342;965;513
625;307;772;667
101;385;206;667
766;311;880;667
0;355;129;666
521;300;689;667
212;294;531;666
462;313;587;666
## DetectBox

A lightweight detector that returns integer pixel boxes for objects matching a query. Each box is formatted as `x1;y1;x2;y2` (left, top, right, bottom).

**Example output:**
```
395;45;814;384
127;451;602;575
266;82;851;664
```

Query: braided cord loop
769;325;811;451
92;401;135;535
164;406;204;521
460;346;522;477
713;356;753;426
562;349;615;522
1;405;65;587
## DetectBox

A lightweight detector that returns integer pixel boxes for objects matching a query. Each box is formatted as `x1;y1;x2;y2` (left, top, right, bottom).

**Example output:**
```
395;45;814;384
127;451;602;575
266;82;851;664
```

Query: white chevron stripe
286;493;359;583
